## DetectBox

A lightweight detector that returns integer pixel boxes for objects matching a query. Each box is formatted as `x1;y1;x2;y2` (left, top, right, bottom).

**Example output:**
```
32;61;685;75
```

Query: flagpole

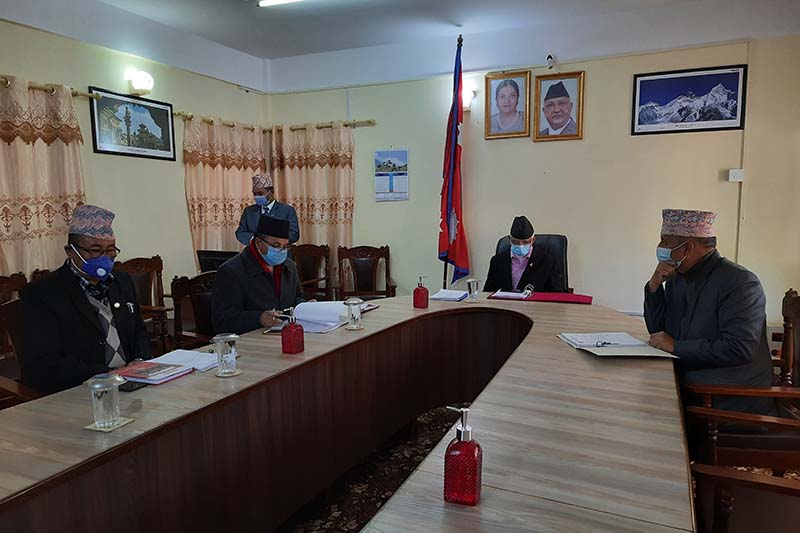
442;261;448;289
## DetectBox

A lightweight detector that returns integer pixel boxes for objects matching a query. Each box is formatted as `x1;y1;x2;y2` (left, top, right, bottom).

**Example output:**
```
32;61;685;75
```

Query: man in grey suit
213;215;305;335
644;208;775;415
236;172;300;246
539;81;577;136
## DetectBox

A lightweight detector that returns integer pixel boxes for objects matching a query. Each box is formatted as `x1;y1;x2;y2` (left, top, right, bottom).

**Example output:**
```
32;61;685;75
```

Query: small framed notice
374;149;409;202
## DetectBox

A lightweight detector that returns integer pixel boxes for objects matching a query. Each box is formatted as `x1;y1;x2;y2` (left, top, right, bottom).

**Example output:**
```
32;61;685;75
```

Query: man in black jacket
18;205;150;394
213;215;305;335
645;208;775;415
484;216;567;293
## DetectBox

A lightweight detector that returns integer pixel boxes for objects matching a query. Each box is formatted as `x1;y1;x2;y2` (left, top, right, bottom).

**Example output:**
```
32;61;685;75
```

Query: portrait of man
484;70;531;140
534;71;585;141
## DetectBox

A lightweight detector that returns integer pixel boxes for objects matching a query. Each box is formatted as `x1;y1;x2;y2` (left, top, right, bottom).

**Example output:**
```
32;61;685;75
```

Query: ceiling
98;0;692;59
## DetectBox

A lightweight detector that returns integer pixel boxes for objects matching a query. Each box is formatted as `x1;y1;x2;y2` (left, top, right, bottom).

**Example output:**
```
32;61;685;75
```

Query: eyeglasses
74;244;121;258
255;237;291;251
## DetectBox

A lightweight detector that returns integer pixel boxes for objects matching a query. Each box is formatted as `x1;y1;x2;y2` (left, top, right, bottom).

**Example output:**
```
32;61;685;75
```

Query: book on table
558;332;676;358
268;301;380;334
114;360;194;384
150;349;218;372
430;289;468;302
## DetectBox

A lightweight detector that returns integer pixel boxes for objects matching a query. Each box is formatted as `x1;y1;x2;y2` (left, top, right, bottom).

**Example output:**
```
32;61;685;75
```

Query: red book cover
488;291;593;305
115;361;193;384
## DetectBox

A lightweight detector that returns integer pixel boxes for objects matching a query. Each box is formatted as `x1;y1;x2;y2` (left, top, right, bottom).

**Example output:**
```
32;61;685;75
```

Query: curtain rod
0;76;100;101
172;110;376;132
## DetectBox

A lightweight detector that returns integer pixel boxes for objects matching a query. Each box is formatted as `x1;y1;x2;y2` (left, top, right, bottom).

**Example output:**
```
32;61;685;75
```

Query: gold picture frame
533;71;585;142
484;70;531;140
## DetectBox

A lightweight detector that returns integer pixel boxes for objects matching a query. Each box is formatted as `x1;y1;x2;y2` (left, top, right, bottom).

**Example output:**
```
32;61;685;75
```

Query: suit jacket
212;248;305;335
539;117;577;136
484;244;567;293
644;251;775;414
236;202;300;246
18;263;150;394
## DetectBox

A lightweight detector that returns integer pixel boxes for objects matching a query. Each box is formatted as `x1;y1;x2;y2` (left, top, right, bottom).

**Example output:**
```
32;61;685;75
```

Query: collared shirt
546;119;571;135
511;245;533;290
260;199;276;215
68;260;114;302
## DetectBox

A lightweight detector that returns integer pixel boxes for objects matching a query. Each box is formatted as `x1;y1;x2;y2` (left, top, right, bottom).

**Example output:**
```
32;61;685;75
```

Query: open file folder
558;332;677;358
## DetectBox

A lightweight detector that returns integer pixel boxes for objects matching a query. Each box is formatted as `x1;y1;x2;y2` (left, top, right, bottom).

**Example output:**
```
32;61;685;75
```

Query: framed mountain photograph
631;65;747;135
88;87;176;160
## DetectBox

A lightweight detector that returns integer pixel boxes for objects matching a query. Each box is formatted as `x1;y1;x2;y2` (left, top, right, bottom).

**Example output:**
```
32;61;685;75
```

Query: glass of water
212;333;240;376
344;297;364;330
465;279;481;303
85;373;126;429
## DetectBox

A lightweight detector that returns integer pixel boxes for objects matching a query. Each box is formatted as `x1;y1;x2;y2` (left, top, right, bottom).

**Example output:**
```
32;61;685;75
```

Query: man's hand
649;332;675;353
259;310;282;328
648;262;677;293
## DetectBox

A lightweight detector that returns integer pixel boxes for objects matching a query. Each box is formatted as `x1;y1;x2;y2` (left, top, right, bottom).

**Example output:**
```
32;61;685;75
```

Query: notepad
115;361;194;384
558;332;676;358
151;349;218;372
430;289;468;302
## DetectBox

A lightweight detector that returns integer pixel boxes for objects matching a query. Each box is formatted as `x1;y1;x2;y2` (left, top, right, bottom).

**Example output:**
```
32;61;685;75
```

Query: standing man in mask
236;172;300;246
644;208;775;415
484;215;567;293
18;205;150;393
213;215;305;335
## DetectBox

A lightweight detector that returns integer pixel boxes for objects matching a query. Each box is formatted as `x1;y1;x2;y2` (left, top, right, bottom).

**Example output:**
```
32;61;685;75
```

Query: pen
595;341;621;347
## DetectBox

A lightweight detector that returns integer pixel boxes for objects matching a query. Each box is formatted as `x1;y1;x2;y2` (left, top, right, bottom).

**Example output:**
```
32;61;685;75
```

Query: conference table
0;296;694;532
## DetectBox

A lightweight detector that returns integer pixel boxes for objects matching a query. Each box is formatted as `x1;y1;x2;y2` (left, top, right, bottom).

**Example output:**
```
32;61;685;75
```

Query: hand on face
648;331;675;353
648;262;677;293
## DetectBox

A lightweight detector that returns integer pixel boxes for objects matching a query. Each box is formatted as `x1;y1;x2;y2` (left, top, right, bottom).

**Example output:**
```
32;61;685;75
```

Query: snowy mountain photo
632;66;747;135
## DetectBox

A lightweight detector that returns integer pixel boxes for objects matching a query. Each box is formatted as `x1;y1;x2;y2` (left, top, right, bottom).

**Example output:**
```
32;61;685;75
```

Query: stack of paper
115;361;194;385
151;349;218;372
490;290;528;300
270;301;380;333
430;289;468;302
558;332;676;358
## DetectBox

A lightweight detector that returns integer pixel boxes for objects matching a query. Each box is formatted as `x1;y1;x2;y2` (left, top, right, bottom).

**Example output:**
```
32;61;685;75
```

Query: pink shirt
511;245;532;290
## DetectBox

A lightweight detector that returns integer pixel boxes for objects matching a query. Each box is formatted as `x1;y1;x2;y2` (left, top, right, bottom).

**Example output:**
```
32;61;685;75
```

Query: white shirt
546;120;570;135
261;200;276;214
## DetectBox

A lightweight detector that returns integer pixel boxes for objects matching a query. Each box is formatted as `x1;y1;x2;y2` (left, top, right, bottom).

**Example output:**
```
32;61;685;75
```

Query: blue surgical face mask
263;246;288;266
254;195;268;207
656;241;688;268
511;243;531;257
71;245;114;281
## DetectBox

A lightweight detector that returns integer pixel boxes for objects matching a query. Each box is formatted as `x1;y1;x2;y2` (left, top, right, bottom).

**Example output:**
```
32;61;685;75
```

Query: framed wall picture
631;65;747;135
533;71;585;142
88;87;176;160
484;70;531;140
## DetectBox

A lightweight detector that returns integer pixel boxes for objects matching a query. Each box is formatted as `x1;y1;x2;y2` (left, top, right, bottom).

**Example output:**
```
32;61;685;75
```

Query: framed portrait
484;70;531;140
88;87;176;160
533;71;585;142
631;65;747;135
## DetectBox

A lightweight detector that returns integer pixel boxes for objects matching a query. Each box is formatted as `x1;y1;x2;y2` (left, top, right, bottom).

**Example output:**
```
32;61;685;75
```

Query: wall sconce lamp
462;84;477;111
126;70;154;96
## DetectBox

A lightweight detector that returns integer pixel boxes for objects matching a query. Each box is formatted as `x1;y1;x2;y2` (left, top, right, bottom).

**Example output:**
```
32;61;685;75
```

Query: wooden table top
0;296;693;532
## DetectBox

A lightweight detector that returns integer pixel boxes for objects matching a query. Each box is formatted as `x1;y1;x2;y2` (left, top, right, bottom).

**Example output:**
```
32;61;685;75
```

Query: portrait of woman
485;70;531;140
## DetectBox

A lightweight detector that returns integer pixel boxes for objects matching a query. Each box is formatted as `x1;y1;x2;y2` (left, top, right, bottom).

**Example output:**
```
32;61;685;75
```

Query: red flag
438;35;470;284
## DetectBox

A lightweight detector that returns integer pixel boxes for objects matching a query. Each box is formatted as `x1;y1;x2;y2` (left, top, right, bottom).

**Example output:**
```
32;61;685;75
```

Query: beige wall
738;35;800;320
272;42;767;316
3;18;797;322
0;20;265;285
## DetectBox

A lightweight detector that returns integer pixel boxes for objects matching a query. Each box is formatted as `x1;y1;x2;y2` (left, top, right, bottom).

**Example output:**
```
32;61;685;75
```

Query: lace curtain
270;122;354;283
0;76;86;275
183;119;266;252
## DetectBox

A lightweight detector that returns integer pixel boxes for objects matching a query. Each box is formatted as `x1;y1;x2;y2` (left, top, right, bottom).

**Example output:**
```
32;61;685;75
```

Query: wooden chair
171;272;216;349
0;273;27;363
337;245;397;300
692;463;800;533
30;269;51;282
0;299;41;408
771;289;799;386
293;244;334;301
0;273;27;303
114;256;171;354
